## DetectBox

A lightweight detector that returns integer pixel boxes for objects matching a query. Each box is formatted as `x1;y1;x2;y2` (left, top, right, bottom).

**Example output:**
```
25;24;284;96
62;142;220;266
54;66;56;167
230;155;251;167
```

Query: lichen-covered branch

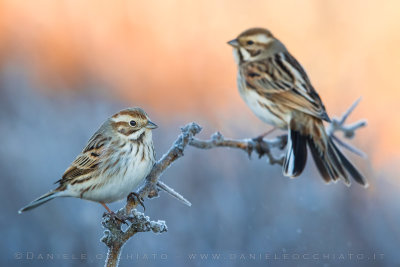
101;99;366;267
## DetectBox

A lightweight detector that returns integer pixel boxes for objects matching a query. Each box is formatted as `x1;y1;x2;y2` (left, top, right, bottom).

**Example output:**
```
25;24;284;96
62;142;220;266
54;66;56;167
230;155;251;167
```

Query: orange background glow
0;0;399;169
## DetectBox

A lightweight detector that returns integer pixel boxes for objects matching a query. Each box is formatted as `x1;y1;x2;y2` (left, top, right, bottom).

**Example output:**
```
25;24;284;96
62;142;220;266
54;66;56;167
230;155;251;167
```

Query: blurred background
1;0;399;266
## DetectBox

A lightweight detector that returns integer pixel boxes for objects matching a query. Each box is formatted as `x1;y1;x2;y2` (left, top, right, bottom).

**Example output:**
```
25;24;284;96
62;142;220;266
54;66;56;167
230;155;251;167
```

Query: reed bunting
228;28;367;186
19;107;158;213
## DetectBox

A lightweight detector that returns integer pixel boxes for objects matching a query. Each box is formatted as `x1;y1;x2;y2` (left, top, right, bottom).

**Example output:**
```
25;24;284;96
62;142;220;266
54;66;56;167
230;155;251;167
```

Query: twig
328;98;367;156
156;181;192;207
189;132;287;165
101;99;366;267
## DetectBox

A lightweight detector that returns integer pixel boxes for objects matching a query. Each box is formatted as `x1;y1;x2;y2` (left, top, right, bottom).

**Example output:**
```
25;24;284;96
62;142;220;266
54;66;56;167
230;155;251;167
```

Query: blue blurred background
1;0;400;266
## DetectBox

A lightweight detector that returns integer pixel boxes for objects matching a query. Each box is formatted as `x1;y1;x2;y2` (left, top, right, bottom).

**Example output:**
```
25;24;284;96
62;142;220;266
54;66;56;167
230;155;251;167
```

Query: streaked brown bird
19;107;158;213
228;27;367;186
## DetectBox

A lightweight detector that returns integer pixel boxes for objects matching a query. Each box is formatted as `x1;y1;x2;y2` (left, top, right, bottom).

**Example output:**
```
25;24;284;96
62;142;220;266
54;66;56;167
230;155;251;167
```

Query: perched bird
19;107;158;213
228;28;367;186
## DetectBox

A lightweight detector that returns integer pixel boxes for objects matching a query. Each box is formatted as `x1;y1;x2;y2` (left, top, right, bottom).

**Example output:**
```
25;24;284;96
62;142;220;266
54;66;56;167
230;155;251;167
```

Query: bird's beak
146;120;158;129
227;39;239;47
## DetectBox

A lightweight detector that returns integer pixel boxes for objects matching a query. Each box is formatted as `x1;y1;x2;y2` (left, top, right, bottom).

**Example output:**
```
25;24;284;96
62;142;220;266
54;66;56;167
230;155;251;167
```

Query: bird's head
228;28;286;63
110;107;157;140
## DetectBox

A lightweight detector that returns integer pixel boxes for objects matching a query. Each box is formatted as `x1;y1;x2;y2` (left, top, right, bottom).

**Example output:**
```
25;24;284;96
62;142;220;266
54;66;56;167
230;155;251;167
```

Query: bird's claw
127;192;145;211
252;127;277;142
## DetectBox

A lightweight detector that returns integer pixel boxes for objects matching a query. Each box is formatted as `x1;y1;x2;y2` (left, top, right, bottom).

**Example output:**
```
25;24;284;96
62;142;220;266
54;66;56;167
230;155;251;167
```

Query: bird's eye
129;120;137;127
247;40;254;45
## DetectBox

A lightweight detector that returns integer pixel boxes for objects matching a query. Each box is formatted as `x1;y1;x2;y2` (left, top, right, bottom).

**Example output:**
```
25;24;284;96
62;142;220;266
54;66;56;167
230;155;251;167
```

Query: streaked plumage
19;107;157;213
228;28;367;186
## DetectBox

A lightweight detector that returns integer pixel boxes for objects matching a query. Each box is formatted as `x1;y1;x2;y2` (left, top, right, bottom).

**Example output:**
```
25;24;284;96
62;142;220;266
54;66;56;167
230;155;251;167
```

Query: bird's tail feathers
18;190;64;213
306;121;367;187
329;140;368;187
283;127;308;177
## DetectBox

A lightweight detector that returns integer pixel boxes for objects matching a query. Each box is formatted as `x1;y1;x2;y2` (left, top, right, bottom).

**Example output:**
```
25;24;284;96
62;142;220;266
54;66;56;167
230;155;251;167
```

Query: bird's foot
127;192;145;211
252;127;277;142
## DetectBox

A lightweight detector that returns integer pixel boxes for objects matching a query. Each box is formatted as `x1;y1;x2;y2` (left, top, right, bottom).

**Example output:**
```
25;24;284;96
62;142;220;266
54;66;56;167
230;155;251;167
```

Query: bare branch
101;209;167;267
138;122;203;200
332;135;366;158
101;99;366;267
190;132;287;165
156;181;192;207
328;98;367;156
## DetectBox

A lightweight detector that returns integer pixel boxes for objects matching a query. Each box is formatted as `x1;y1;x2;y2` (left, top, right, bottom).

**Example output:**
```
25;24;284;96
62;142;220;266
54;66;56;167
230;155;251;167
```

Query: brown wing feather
56;133;110;187
242;52;330;122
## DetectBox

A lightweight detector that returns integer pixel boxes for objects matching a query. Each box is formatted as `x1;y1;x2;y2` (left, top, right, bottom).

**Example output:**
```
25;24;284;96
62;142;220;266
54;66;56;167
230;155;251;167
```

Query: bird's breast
74;141;155;203
237;73;288;128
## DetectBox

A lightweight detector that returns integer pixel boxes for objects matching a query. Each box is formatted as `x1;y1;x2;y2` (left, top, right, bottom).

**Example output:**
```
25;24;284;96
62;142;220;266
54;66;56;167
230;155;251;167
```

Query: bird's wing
56;133;110;187
242;52;330;121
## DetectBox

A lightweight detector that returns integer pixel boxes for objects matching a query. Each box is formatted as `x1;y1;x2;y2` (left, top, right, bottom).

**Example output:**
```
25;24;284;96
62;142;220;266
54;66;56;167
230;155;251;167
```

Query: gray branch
327;98;367;157
101;209;167;267
101;99;366;267
190;132;287;165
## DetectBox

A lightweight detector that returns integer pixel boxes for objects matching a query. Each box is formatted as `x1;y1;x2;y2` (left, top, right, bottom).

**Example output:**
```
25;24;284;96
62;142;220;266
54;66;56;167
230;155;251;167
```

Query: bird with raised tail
19;107;158;214
228;28;367;187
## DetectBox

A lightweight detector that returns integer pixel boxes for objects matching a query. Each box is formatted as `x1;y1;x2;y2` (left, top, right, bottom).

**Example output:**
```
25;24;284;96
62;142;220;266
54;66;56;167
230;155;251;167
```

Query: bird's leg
101;202;112;213
253;127;277;142
127;192;145;211
101;202;128;224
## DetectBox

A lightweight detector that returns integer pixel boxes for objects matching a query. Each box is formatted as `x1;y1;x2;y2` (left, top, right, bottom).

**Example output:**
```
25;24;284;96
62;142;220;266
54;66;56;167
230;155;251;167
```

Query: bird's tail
283;119;368;187
283;125;308;177
18;190;63;213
